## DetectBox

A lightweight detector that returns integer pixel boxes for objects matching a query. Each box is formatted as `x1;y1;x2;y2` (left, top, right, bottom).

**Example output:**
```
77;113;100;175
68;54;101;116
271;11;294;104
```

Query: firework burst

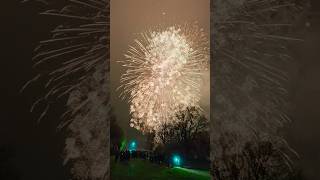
119;25;209;133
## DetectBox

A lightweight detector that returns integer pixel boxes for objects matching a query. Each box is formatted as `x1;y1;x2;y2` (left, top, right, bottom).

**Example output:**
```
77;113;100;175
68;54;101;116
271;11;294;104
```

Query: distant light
128;140;137;151
120;140;126;151
172;154;182;167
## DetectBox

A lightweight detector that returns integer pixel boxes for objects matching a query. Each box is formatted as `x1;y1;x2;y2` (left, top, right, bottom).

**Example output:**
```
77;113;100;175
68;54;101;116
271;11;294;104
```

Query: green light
120;139;126;151
172;154;182;167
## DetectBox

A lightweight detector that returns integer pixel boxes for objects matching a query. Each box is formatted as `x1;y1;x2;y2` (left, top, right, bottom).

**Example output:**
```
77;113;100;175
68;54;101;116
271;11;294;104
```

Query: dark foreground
110;158;211;180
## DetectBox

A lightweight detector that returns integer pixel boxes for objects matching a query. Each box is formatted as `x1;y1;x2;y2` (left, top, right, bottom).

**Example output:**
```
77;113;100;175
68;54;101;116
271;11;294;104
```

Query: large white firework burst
119;25;209;133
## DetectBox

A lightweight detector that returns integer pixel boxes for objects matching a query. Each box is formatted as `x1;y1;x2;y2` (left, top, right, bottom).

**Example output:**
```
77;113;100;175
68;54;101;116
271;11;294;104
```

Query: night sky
1;0;320;180
1;1;69;179
284;2;320;179
110;0;210;149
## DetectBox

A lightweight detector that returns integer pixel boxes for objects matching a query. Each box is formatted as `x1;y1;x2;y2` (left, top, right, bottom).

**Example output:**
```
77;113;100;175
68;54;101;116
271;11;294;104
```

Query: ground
111;158;211;180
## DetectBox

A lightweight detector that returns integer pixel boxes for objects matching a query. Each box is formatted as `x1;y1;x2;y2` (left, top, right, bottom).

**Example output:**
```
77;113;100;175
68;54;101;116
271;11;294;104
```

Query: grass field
111;158;211;180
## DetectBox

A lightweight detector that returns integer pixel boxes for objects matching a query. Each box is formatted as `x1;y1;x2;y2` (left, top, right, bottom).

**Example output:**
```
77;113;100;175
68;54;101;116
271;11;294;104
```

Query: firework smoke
211;0;307;179
24;0;110;179
118;25;209;134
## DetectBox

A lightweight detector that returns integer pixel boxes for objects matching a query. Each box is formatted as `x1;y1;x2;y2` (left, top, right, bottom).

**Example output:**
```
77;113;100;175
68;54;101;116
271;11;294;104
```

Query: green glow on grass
174;167;211;177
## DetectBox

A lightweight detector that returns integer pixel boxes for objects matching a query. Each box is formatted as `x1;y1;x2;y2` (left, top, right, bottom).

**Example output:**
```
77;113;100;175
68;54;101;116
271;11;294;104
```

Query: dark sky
110;0;210;149
284;2;320;179
0;1;69;179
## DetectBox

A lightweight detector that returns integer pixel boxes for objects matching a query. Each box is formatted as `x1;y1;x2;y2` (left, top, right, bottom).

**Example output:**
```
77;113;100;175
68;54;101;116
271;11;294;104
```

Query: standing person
114;145;120;163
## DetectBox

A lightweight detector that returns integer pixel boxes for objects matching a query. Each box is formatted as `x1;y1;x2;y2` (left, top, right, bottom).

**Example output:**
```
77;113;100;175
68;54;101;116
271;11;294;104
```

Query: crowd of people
114;150;171;166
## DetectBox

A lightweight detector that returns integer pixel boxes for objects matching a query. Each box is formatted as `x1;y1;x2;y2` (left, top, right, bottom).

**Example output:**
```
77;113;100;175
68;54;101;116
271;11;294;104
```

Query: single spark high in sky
118;25;209;133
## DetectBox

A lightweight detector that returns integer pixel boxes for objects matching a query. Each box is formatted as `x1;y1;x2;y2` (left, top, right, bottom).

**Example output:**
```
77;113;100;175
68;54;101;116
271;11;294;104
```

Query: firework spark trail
118;25;209;134
24;0;110;179
211;0;307;179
